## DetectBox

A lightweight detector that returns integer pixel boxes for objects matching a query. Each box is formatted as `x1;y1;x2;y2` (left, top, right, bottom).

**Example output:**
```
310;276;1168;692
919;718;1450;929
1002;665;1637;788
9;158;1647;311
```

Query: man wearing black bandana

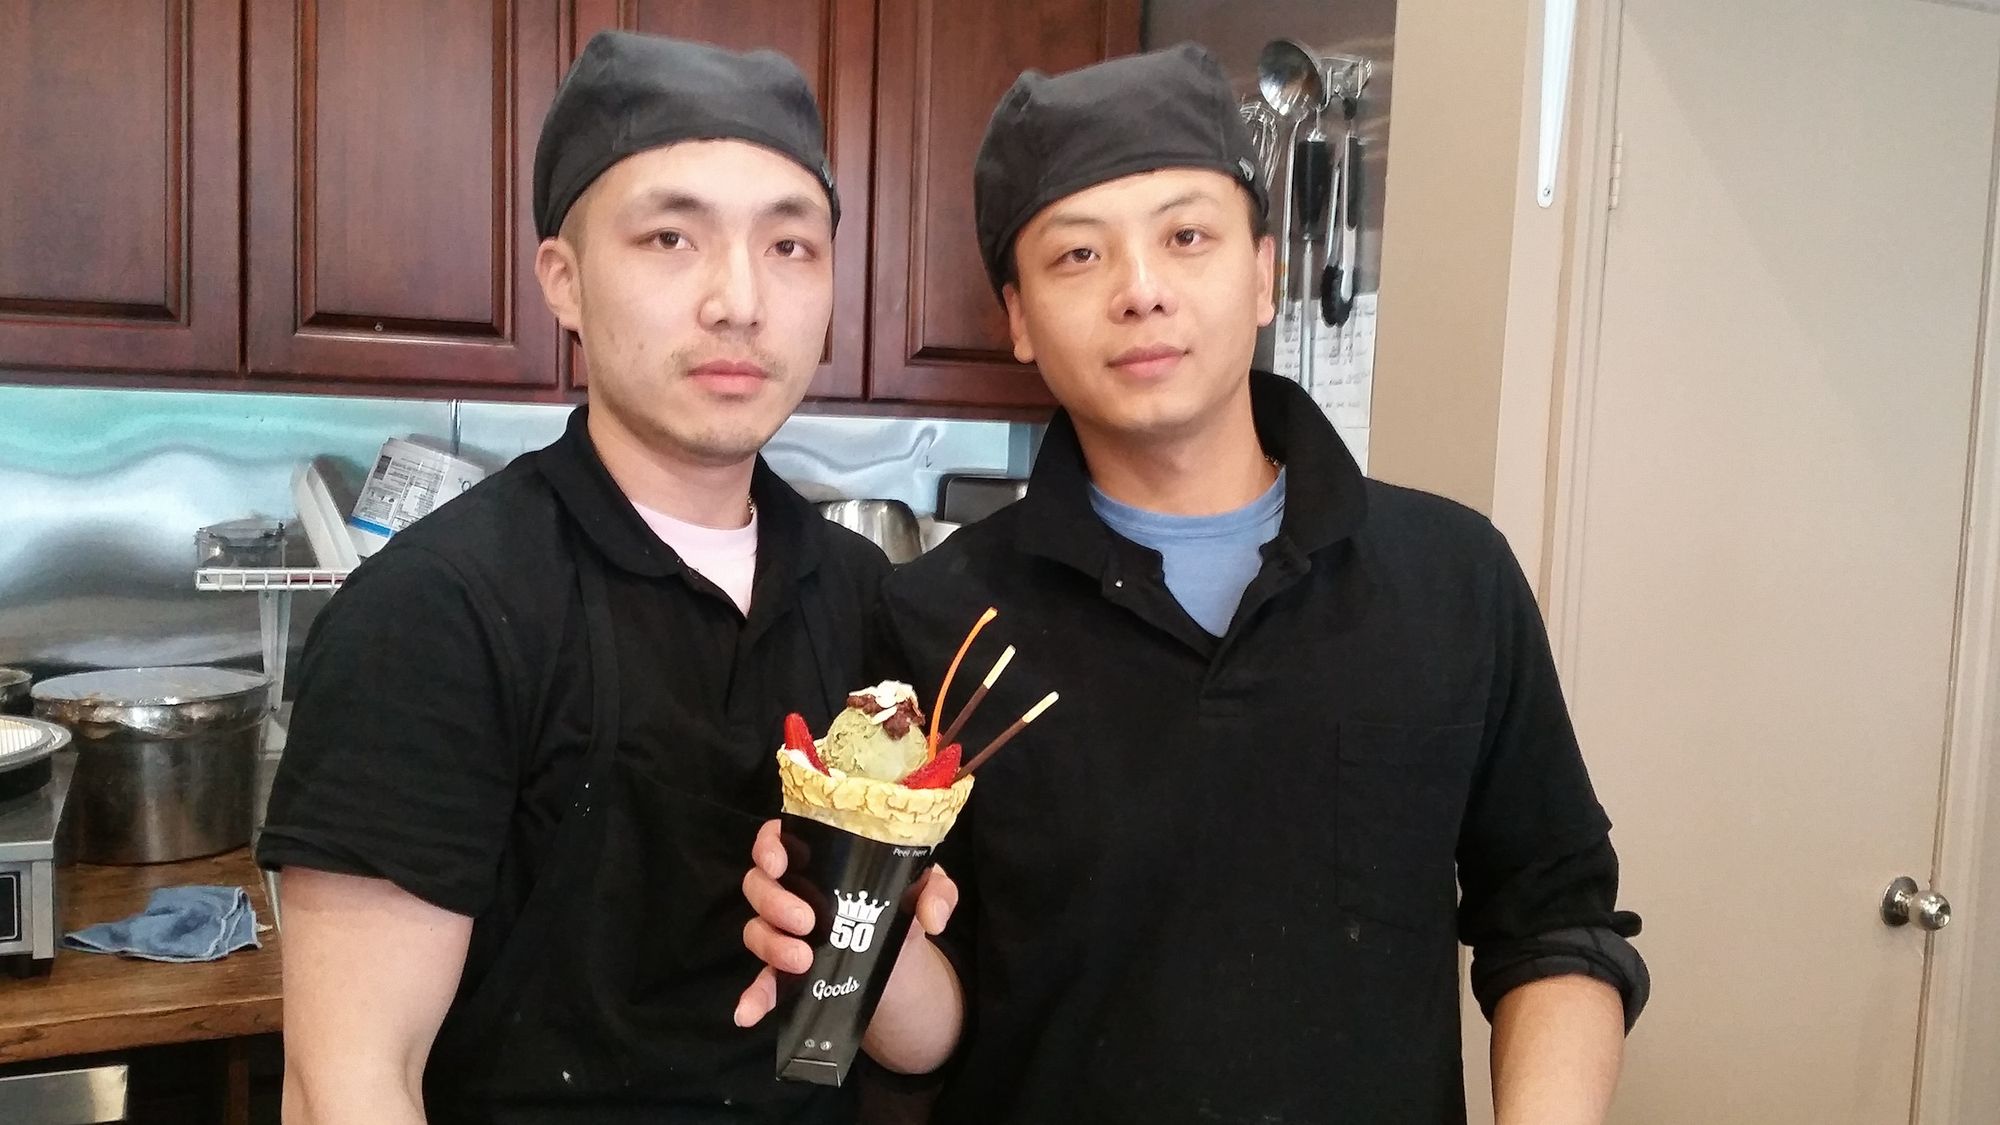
260;32;887;1124
740;44;1649;1125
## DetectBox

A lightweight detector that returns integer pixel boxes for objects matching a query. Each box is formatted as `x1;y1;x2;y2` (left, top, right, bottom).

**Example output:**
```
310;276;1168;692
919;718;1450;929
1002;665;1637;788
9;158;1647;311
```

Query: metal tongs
1320;54;1373;357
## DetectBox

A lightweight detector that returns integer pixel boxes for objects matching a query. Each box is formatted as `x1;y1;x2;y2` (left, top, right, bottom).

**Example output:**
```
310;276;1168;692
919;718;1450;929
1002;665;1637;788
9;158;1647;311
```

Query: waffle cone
777;748;973;847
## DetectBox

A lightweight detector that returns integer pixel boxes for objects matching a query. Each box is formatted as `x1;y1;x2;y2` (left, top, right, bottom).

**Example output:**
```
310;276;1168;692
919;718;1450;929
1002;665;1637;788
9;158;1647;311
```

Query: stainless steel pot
33;667;270;864
817;499;924;564
0;668;30;716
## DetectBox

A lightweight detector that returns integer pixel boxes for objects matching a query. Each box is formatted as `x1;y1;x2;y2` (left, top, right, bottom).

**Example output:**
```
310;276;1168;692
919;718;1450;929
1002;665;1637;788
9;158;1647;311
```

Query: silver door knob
1882;876;1953;931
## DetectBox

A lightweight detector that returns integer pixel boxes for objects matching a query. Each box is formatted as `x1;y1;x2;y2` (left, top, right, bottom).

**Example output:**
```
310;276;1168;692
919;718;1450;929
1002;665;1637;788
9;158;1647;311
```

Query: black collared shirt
876;373;1646;1125
259;407;890;1122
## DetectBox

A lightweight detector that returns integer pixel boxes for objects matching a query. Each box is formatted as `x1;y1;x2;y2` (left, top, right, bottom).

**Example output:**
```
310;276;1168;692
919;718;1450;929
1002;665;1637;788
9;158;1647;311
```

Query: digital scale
0;716;74;977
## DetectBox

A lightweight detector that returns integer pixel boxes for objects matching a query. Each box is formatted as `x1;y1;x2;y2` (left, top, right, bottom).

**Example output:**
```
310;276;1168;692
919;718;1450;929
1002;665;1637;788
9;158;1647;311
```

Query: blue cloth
64;884;261;963
1090;468;1287;636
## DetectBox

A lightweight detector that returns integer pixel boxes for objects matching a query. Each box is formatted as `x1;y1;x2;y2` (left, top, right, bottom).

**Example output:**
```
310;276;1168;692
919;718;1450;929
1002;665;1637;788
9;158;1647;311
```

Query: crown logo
828;889;887;953
833;890;887;925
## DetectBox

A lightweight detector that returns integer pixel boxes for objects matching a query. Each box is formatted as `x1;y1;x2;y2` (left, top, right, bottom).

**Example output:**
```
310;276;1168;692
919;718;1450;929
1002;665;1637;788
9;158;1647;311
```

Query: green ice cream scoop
819;705;931;781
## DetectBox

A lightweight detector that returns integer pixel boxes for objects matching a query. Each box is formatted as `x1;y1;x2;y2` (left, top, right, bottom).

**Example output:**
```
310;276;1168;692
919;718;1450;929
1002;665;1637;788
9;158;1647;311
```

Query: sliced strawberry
783;713;814;752
784;713;828;773
901;743;962;789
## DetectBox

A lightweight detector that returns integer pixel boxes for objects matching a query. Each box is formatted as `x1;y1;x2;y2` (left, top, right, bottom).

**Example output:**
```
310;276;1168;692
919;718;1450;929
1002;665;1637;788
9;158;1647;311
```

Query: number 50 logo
829;890;886;954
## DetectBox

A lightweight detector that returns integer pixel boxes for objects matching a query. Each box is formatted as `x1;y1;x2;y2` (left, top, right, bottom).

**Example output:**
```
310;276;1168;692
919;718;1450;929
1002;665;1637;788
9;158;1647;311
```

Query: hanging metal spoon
1257;39;1326;322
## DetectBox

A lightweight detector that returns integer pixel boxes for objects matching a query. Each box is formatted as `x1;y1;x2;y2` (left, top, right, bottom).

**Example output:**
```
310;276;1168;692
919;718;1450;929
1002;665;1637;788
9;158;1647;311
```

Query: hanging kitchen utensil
1238;98;1279;194
1339;128;1364;351
1320;164;1343;338
1320;52;1373;342
1325;95;1363;333
1257;39;1325;315
1292;110;1334;387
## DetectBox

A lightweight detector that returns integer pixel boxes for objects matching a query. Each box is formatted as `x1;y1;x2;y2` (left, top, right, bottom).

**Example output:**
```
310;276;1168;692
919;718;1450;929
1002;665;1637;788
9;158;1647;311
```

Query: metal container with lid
195;517;289;569
33;667;270;865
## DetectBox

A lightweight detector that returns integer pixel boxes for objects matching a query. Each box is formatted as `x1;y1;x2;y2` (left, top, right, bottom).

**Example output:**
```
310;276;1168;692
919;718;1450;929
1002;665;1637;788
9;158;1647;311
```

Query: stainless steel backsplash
0;382;1029;685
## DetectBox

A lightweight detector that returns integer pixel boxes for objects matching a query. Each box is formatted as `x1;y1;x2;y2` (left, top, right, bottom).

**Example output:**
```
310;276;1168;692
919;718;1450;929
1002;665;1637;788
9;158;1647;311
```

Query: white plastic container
293;460;361;570
346;437;486;557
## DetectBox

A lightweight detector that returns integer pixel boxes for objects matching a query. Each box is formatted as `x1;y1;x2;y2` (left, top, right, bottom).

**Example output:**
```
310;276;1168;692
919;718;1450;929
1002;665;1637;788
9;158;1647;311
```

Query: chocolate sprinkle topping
845;691;927;739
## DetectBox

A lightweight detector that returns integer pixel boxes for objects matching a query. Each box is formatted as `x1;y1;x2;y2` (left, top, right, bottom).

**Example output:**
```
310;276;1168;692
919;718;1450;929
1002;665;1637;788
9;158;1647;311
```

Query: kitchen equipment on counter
195;518;288;570
347;437;488;557
817;499;924;565
0;668;30;716
33;667;270;865
0;715;65;804
936;474;1029;525
194;496;354;712
0;718;74;977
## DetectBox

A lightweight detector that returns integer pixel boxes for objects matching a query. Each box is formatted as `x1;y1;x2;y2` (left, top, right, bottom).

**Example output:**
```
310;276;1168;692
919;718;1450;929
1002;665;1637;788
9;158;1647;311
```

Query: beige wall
1371;0;1583;591
1372;3;1584;1118
1370;0;1534;516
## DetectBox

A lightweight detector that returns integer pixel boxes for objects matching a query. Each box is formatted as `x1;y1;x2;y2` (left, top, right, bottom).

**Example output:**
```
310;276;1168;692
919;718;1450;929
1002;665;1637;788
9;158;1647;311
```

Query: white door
1550;2;2000;1122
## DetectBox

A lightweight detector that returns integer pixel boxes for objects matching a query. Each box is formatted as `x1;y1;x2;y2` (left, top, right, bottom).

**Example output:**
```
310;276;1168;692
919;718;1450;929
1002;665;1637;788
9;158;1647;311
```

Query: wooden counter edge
0;847;285;1064
0;992;284;1063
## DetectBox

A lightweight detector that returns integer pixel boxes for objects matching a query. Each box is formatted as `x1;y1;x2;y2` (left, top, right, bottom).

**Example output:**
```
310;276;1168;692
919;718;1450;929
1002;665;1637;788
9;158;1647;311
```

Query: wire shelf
194;567;352;592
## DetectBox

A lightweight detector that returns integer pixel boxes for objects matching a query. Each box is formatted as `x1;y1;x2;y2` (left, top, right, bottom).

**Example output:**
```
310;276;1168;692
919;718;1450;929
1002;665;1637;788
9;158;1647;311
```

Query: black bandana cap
533;31;839;239
973;43;1267;300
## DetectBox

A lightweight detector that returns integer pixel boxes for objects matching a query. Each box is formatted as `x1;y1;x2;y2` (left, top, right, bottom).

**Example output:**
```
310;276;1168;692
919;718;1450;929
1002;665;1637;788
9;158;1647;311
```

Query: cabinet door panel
0;0;241;376
246;0;562;388
868;0;1140;407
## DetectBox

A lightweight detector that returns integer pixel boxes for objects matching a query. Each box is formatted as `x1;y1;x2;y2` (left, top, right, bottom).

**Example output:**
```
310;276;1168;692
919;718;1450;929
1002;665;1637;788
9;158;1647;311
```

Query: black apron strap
433;526;626;1039
794;573;844;721
573;535;626;799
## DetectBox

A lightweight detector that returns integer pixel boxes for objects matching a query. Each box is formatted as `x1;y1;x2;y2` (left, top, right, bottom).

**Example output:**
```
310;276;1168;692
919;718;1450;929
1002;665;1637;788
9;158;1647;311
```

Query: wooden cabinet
564;0;875;400
867;0;1140;407
0;0;1139;412
244;0;563;389
0;0;241;376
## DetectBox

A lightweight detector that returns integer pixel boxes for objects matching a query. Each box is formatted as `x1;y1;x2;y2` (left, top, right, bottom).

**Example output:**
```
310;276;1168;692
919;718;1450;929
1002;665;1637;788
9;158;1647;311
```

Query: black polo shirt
258;406;890;1122
875;373;1646;1125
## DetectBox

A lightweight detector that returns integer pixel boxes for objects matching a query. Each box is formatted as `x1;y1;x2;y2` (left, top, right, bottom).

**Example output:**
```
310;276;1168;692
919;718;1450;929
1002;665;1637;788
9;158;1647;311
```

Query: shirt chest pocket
1333;718;1483;932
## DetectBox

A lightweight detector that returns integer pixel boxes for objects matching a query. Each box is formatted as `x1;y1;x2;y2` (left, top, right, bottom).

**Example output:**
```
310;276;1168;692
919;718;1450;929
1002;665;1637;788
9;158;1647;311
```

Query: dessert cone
776;747;973;848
